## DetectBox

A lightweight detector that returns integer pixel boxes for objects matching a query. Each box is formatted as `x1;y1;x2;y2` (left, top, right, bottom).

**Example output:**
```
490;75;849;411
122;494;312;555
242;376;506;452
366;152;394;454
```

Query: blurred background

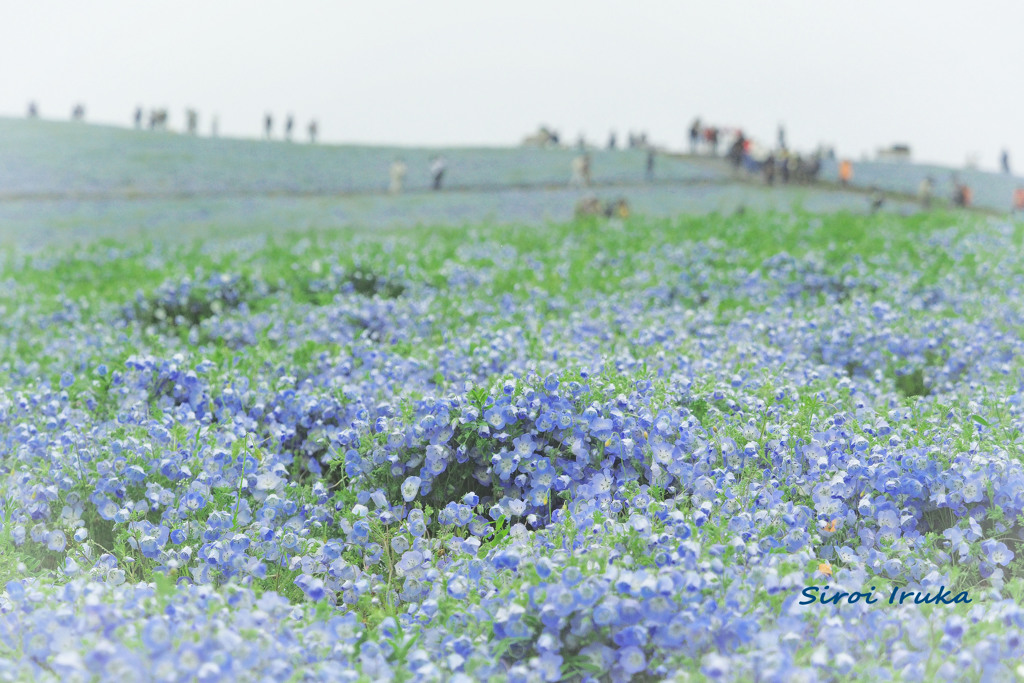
2;1;1023;248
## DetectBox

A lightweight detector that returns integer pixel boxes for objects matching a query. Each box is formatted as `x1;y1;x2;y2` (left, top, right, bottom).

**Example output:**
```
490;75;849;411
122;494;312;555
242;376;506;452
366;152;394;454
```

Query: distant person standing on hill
430;156;447;190
727;132;745;171
1002;150;1011;174
389;159;407;194
608;131;617;150
285;115;294;141
708;127;720;156
778;124;787;150
763;153;776;185
645;149;655;182
211;116;219;138
839;160;853;187
27;102;38;118
264;113;273;139
308;120;318;143
133;106;142;128
689;118;701;154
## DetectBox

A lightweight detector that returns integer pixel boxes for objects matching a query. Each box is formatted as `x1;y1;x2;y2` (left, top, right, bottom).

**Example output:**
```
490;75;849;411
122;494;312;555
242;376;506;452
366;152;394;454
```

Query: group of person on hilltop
689;119;721;155
717;124;823;186
606;130;652;150
263;113;318;143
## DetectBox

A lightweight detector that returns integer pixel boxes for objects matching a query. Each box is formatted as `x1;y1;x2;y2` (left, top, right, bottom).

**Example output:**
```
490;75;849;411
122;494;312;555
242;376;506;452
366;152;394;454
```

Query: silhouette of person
727;132;746;170
1002;150;1011;174
571;154;591;187
390;159;408;194
608;131;617;150
952;176;972;207
133;107;142;128
646;150;655;182
763;153;776;185
430;156;447;190
27;102;38;118
285;115;294;141
264;113;273;139
308;120;318;144
839;160;853;187
918;176;934;209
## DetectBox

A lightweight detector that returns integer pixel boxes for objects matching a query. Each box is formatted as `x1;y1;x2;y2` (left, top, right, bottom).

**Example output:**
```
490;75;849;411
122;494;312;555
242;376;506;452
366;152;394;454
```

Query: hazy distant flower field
3;211;1024;681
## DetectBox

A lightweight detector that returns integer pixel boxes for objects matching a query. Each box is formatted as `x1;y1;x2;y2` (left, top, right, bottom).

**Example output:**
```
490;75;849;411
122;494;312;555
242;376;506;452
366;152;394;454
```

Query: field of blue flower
4;196;1024;680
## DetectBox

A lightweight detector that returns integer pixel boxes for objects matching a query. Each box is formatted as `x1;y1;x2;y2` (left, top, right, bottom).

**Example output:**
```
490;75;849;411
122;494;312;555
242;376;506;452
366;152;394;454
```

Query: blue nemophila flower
7;215;1024;678
46;529;67;552
401;476;422;502
617;645;647;675
182;491;206;512
981;539;1014;566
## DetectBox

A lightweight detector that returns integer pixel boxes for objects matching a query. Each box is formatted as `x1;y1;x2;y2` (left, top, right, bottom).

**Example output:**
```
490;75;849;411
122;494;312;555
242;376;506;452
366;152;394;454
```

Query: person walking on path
839;160;853;187
430;156;447;190
571;154;591;187
918;176;934;209
645;149;655;182
389;159;408;194
952;177;973;208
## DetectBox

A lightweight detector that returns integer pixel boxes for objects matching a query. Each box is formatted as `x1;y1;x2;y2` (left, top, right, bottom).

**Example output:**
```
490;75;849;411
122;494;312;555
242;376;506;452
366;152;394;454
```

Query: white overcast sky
1;1;1021;169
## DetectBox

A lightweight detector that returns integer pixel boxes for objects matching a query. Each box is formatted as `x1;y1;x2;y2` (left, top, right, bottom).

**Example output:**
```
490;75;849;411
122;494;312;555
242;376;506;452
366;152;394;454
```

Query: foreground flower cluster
2;212;1024;681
